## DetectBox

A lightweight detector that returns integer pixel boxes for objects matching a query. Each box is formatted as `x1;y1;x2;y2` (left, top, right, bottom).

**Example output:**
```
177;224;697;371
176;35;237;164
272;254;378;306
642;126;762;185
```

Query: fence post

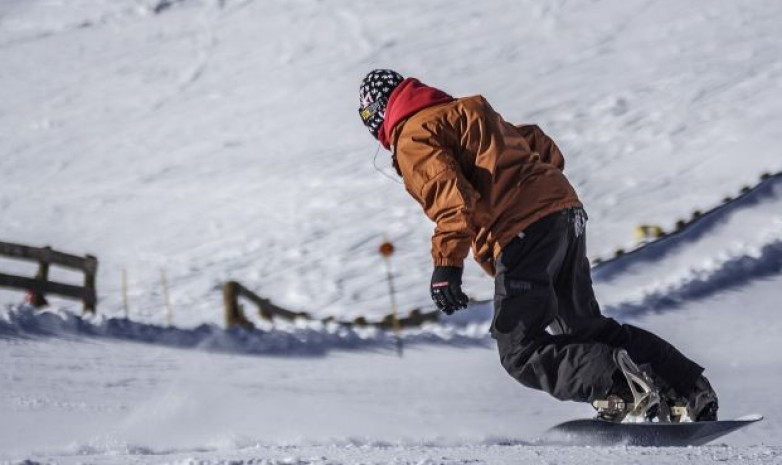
224;281;239;328
83;254;97;314
30;246;51;307
223;281;254;330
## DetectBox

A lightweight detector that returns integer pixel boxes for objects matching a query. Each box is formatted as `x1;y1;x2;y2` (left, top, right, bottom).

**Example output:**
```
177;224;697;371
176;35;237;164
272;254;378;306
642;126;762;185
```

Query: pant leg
551;209;704;394
492;210;618;402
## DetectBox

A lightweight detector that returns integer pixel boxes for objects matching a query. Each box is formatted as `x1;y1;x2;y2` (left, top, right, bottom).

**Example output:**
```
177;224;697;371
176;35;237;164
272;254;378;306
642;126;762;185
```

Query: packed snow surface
2;277;781;463
2;0;782;463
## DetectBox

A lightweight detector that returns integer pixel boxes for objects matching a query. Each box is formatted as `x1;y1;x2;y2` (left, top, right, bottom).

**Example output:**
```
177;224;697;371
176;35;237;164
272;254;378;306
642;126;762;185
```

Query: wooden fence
591;170;782;266
0;241;98;313
223;280;439;330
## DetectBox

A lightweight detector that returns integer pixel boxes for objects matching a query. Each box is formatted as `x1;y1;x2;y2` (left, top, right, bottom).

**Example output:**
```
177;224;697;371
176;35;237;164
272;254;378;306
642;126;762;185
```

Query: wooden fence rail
0;241;98;313
223;280;439;330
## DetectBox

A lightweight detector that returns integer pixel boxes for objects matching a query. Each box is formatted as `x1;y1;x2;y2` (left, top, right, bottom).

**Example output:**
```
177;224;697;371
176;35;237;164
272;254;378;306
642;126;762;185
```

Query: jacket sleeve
395;135;477;268
515;124;566;171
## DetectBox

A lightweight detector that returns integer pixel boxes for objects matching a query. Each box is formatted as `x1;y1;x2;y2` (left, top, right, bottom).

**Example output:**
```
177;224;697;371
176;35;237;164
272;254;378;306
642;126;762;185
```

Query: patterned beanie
358;69;404;139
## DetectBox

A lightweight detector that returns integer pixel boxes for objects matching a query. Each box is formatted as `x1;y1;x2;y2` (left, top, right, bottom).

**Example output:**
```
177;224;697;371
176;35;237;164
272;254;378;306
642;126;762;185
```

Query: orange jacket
388;91;582;276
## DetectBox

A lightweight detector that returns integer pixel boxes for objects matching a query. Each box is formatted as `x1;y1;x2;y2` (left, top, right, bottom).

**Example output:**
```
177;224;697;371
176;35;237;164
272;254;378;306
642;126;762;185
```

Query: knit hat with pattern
358;69;404;139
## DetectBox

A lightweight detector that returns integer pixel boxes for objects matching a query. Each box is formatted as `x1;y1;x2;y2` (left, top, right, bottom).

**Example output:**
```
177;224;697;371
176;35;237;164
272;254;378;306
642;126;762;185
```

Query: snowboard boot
592;349;661;422
681;375;719;421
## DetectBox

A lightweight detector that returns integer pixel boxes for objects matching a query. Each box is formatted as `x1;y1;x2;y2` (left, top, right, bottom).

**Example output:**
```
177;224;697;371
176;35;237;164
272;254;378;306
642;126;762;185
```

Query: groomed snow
1;273;781;464
2;0;782;463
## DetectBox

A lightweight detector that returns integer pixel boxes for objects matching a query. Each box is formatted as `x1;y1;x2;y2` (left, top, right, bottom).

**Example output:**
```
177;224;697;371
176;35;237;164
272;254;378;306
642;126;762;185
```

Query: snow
1;286;781;463
2;0;782;463
594;174;782;311
3;0;782;323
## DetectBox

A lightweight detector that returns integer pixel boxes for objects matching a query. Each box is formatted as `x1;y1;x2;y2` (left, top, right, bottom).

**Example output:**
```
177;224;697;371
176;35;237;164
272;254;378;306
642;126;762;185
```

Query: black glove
430;266;469;315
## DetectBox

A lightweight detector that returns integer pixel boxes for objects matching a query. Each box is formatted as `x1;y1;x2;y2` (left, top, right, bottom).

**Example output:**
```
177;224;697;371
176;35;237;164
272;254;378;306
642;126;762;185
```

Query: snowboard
546;414;763;446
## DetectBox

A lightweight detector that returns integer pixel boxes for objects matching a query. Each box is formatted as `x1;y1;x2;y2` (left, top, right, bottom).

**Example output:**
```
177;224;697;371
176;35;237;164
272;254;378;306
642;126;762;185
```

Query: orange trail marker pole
379;239;403;357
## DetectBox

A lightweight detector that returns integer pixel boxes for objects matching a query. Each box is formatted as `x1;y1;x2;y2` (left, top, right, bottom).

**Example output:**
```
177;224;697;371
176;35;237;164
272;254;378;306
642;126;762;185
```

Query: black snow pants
491;208;703;403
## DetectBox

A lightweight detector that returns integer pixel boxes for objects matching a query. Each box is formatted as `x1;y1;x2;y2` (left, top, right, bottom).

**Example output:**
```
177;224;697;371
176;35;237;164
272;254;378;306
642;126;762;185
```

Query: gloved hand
430;266;469;315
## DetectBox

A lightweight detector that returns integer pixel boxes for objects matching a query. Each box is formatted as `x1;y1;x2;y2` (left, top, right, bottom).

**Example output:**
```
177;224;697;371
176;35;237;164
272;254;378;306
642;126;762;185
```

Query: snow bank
593;172;782;281
0;305;491;356
603;238;782;319
592;168;782;312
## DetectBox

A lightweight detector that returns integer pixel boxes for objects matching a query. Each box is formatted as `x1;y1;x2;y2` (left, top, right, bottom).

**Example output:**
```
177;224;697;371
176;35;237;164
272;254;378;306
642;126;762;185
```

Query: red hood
378;78;454;150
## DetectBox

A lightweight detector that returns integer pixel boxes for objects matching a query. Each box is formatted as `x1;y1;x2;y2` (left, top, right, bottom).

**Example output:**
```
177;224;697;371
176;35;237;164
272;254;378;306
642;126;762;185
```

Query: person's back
388;85;582;275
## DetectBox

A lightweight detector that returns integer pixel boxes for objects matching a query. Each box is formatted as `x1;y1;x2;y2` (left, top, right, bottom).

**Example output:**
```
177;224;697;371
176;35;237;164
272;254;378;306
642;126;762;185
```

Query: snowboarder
357;69;718;422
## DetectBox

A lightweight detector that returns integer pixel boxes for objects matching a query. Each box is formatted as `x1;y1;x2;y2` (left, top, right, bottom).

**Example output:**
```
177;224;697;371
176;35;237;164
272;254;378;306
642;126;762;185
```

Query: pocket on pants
492;277;557;337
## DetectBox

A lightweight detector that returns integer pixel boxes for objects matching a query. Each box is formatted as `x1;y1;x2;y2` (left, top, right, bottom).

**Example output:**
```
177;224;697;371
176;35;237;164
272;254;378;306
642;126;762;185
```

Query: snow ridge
0;305;491;356
603;238;782;319
593;172;782;281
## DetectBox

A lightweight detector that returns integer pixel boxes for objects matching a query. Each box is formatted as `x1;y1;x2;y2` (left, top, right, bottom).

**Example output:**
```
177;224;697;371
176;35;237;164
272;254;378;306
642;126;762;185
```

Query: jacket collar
378;78;454;150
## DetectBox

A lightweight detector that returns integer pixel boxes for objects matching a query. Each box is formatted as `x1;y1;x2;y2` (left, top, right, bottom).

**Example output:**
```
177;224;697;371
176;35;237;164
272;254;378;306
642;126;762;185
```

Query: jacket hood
378;78;454;150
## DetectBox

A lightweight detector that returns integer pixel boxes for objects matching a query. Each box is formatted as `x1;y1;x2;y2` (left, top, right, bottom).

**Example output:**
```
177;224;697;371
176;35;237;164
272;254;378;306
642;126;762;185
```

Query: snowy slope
595;173;782;314
2;0;782;324
2;177;781;462
2;0;782;463
1;266;780;464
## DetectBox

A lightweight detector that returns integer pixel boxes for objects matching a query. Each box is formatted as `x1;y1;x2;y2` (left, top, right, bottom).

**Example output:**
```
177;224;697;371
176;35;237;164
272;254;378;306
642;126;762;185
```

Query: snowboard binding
593;349;718;423
592;349;662;423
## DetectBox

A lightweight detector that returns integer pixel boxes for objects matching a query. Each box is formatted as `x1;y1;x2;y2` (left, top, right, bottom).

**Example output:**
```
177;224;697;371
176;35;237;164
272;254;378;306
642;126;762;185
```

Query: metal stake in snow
160;269;173;327
379;238;403;357
121;268;129;319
